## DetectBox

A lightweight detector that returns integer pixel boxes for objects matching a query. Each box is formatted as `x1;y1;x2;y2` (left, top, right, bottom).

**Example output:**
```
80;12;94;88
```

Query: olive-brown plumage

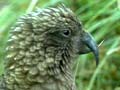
0;5;99;90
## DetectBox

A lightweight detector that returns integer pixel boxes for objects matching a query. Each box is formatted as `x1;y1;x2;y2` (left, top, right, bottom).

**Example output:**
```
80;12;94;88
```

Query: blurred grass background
0;0;120;90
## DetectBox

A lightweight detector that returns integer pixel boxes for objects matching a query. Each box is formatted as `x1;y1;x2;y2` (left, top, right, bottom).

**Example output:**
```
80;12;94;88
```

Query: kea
0;5;99;90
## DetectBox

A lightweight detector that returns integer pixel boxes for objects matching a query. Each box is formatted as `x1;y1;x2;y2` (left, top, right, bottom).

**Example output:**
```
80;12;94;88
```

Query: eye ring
62;30;71;37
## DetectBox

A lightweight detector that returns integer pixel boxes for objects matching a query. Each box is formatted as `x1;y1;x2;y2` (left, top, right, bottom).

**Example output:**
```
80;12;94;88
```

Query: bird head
30;5;99;66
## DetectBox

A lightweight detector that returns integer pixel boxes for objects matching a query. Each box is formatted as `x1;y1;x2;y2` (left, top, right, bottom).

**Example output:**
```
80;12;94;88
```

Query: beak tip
94;50;99;66
95;56;99;66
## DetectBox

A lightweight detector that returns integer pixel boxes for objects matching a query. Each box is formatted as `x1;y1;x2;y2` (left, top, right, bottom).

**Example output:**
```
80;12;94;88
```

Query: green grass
0;0;120;90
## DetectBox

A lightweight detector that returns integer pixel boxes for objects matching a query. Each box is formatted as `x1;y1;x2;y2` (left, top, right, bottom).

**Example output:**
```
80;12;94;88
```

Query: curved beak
77;32;99;66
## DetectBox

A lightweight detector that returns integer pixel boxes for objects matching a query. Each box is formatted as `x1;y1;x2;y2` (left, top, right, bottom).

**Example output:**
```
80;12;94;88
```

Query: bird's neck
4;45;75;89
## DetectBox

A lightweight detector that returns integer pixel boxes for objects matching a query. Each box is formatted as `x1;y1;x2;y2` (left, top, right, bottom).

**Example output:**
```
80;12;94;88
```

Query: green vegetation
0;0;120;90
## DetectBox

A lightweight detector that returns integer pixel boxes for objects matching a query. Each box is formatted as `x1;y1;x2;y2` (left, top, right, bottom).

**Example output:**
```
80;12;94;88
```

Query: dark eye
62;30;70;37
